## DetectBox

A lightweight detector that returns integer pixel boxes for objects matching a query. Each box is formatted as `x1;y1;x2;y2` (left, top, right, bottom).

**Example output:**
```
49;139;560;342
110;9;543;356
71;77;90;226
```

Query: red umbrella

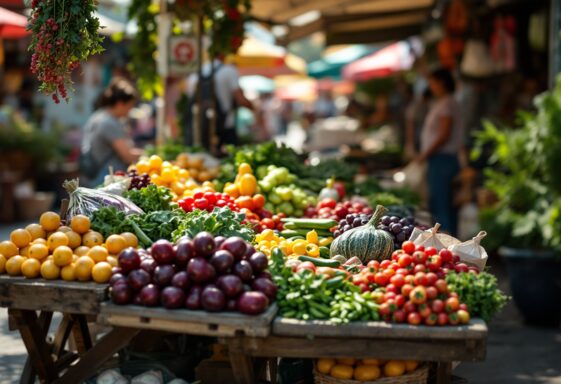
0;6;28;39
342;41;416;82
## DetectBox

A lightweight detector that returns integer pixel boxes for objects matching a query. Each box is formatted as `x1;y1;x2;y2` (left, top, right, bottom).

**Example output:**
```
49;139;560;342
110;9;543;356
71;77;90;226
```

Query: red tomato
418;303;432;318
380;260;392;269
404;275;415;285
413;264;427;274
379;303;392;316
359;283;369;293
435;279;448;293
453;262;468;274
398;254;413;268
319;198;337;209
426;286;438;300
390;274;405;288
215;199;227;207
431;299;445;313
425;247;437;256
437;313;448;325
395;268;410;276
193;191;204;199
374;272;388;286
459;303;469;312
390;262;400;271
428;255;442;272
365;273;376;284
372;291;385;304
384;292;397;302
448;311;460;325
404;301;417;314
401;284;414;297
426;272;438;286
352;275;367;286
395;294;406;308
385;284;398;294
382;269;396;279
414;272;428;286
194;198;209;210
409;286;427;304
439;249;453;263
402;241;416;255
413;251;428;264
252;194;266;209
393;309;406;323
392;250;404;260
385;299;398;312
452;254;461;263
457;309;470;324
425;313;438;326
182;196;194;206
415;245;425;252
367;260;380;270
446;297;460;313
468;267;480;274
261;218;275;229
407;312;422;325
277;212;287;219
449;292;459;298
204;192;217;204
296;262;316;273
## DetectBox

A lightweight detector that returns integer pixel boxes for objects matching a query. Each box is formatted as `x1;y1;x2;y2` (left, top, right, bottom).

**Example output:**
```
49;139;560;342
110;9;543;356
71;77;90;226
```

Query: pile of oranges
0;212;138;284
132;155;216;200
316;358;421;381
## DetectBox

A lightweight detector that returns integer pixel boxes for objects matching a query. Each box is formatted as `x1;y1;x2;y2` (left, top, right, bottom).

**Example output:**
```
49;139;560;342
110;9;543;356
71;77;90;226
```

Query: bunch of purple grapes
128;169;151;190
378;215;416;249
333;213;373;238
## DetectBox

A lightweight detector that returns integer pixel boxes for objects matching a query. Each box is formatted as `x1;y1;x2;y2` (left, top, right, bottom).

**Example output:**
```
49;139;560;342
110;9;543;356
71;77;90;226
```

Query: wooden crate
99;303;277;337
0;276;108;315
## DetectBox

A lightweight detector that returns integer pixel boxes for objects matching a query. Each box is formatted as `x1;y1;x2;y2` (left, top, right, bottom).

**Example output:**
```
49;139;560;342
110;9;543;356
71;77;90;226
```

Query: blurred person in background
404;87;432;159
314;89;337;119
80;78;142;187
416;68;464;235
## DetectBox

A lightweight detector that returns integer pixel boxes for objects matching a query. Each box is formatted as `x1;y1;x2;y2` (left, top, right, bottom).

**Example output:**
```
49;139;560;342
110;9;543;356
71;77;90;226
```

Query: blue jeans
427;153;459;236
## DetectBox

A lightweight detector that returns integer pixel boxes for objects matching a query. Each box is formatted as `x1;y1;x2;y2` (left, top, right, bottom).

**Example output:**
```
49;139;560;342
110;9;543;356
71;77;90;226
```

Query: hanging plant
209;0;251;56
28;0;104;103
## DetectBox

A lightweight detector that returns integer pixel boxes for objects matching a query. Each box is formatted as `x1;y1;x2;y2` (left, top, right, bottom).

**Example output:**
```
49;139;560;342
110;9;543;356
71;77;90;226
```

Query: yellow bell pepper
306;230;319;245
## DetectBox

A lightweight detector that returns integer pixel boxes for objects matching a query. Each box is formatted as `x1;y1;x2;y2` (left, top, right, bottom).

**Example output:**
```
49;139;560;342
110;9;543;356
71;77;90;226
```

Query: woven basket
314;364;429;384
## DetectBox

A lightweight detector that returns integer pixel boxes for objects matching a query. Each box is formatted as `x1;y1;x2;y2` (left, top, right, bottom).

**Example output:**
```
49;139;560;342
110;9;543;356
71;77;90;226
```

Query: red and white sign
169;36;198;75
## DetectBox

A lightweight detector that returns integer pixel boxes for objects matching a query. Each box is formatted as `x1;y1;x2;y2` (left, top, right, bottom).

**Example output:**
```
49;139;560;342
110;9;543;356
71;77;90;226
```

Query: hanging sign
169;36;198;76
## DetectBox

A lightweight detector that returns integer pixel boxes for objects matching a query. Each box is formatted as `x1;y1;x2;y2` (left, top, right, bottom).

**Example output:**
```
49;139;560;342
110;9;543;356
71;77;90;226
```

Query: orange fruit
0;241;18;258
354;365;381;381
53;246;73;267
75;256;95;281
29;243;49;260
61;264;76;281
66;231;82;249
405;361;419;372
82;231;103;248
238;163;252;175
106;255;118;268
74;246;90;256
88;246;108;263
330;364;353;380
224;183;240;198
32;238;47;246
58;226;72;233
11;229;32;248
149;155;163;170
70;215;90;234
238;174;257;196
362;359;382;366
21;258;41;279
105;235;127;255
0;254;7;274
6;255;26;276
92;262;112;283
40;211;61;232
136;160;150;174
48;232;69;252
317;359;336;374
383;361;406;377
120;232;138;248
25;224;46;240
336;358;356;366
19;246;30;257
40;259;60;280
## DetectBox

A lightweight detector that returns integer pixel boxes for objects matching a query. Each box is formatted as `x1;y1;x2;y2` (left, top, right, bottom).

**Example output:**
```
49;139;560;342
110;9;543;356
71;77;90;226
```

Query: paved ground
0;222;560;383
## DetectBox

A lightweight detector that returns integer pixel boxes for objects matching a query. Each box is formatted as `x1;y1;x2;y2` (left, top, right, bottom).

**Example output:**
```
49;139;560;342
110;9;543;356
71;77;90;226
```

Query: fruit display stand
222;317;488;384
0;276;109;383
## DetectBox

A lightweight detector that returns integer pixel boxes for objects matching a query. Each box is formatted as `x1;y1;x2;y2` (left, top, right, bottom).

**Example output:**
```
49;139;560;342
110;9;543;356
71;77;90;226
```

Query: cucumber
281;228;332;238
319;246;330;259
298;255;340;268
326;275;345;288
287;236;305;242
280;218;338;230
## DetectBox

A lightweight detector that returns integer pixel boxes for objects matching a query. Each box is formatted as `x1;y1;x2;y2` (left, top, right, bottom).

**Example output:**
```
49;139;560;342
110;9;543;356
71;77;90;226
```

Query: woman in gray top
416;69;463;235
80;78;143;187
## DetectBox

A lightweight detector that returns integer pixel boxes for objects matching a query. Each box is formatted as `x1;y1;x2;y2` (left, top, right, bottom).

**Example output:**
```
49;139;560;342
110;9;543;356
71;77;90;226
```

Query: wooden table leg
54;327;140;384
11;309;57;382
70;314;93;354
436;362;452;384
52;314;75;359
229;349;256;384
19;311;53;384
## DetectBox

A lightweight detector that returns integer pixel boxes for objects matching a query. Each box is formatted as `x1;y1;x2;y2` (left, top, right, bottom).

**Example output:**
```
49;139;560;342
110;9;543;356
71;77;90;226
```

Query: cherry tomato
404;301;417;314
367;260;380;270
261;218;275;229
352;275;367;286
398;254;413;268
401;284;414;297
252;194;266;209
390;262;400;271
385;299;398;312
390;274;405;288
446;297;460;313
182;196;194;206
413;251;427;264
439;249;453;263
393;309;406;323
402;241;416;255
385;284;398;294
215;199;227;207
395;294;406;308
425;313;438;326
437;313;448;325
384;292;397;302
457;309;470;324
194;198;209;210
414;272;428;286
425;247;437;256
382;269;396;279
404;275;415;285
415;245;425;252
426;286;438;300
448;311;460;325
379;303;392;316
319;198;337;209
418;303;432;318
431;299;445;313
395;268;410;276
365;273;376;284
374;272;388;286
413;264;427;274
392;250;404;261
454;263;469;273
372;291;385;304
435;279;448;293
426;272;438;286
428;255;442;271
380;260;392;269
407;312;422;325
359;283;369;293
277;212;287;219
203;192;217;204
459;303;469;312
409;286;427;304
296;262;316;273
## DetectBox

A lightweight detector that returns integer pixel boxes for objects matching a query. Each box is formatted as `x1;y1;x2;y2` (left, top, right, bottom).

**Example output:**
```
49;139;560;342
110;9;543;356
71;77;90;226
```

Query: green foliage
124;185;174;213
172;207;254;242
145;141;205;161
472;76;561;254
446;272;509;322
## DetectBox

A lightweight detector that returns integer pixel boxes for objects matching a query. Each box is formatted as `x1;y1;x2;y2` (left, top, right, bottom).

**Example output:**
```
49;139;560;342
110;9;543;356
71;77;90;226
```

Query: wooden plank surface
99;303;277;337
226;334;487;362
0;276;108;315
273;317;488;340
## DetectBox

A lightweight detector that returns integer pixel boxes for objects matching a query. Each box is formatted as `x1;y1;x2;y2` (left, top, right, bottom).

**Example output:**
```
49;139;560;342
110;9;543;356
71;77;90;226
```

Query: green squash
329;205;393;263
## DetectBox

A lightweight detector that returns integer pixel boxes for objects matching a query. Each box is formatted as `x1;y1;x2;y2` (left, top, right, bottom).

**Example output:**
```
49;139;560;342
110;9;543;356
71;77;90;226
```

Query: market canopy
307;44;378;79
342;39;422;82
0;6;28;39
251;0;434;44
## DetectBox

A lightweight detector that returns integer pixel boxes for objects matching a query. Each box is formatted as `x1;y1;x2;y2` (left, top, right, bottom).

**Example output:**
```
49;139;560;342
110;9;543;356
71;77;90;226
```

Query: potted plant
472;76;561;326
